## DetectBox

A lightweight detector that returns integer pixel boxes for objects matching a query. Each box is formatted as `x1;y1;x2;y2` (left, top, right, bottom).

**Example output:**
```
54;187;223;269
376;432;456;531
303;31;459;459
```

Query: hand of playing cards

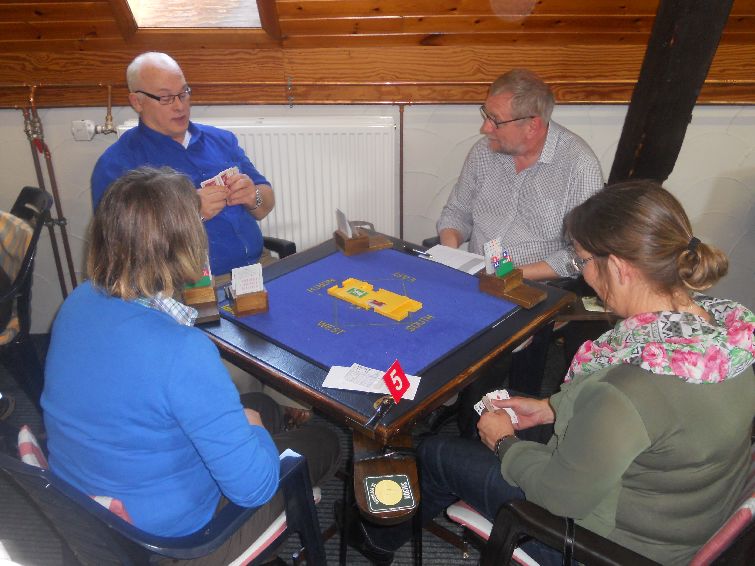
474;388;518;424
200;166;239;189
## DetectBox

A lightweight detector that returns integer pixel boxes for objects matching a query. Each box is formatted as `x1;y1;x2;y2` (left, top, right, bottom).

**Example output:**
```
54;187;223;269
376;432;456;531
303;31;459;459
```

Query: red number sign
383;359;409;404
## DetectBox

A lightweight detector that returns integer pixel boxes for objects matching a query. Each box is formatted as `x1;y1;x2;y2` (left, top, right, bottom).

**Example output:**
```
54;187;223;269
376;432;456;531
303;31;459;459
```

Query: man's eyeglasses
135;86;192;105
479;106;535;129
571;255;594;273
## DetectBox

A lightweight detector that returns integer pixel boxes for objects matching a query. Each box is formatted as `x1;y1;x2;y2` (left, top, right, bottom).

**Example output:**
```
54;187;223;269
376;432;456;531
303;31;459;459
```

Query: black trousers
159;392;341;565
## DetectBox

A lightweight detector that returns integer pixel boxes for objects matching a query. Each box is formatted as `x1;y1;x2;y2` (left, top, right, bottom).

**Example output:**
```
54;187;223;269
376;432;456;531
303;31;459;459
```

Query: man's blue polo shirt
91;120;270;275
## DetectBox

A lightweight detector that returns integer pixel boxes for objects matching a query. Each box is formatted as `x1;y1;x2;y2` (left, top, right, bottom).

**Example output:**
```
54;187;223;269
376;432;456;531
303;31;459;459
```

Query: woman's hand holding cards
492;397;554;430
478;410;516;451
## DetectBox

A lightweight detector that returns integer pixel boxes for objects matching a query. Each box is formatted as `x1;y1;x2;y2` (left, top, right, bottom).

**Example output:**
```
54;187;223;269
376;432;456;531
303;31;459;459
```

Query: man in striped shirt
435;69;605;436
437;69;604;280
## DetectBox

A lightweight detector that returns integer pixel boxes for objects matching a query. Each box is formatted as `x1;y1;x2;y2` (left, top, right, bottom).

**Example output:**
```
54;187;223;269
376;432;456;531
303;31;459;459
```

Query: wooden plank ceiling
0;0;753;107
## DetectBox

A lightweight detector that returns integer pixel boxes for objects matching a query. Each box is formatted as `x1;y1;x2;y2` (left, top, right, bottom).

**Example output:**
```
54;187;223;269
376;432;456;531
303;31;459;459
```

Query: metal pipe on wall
21;105;68;300
21;86;78;299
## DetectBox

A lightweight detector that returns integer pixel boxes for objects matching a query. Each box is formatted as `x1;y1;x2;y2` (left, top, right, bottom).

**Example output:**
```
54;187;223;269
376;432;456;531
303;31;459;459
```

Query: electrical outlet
71;120;96;141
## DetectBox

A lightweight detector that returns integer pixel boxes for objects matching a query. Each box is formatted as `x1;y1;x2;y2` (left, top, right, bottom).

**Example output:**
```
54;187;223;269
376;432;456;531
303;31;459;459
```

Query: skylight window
126;0;260;28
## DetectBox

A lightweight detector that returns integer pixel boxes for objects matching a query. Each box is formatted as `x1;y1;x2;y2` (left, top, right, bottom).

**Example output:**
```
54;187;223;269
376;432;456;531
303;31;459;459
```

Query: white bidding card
231;263;263;295
336;208;353;238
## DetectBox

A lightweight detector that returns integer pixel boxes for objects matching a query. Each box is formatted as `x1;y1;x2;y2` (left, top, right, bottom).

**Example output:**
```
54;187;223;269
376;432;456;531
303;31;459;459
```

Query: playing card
200;176;221;188
473;400;485;416
479;389;519;424
201;167;239;189
503;407;518;424
489;389;510;400
219;166;239;185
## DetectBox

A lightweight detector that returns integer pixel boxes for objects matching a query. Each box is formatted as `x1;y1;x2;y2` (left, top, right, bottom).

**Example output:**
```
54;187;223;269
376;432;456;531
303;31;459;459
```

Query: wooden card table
201;233;574;524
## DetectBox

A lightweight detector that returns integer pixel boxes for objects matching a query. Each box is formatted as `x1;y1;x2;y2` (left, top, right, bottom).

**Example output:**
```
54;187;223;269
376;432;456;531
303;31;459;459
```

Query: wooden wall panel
0;0;753;108
0;3;114;22
279;15;656;38
276;0;663;18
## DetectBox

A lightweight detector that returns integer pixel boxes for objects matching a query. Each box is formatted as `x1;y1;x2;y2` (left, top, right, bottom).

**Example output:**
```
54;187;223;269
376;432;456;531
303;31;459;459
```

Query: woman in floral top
348;180;755;566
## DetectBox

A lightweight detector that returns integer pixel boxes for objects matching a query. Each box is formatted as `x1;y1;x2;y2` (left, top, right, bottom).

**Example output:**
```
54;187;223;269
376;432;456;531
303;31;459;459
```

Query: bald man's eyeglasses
135;86;192;105
479;105;534;129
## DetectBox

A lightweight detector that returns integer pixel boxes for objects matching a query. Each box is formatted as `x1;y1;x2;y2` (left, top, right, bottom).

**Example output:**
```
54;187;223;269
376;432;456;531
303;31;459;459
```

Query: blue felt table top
220;249;517;376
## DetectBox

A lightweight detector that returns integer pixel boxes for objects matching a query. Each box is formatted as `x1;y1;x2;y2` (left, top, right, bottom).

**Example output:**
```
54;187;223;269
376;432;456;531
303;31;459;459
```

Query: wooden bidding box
232;289;269;317
183;279;220;324
334;228;370;255
334;229;392;256
479;269;547;309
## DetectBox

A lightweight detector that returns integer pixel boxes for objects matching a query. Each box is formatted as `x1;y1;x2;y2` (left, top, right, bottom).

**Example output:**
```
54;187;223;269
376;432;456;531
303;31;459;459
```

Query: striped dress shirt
437;121;604;277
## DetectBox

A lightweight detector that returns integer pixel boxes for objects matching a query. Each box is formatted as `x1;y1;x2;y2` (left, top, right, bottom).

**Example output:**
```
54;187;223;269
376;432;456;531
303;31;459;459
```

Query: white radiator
119;116;398;252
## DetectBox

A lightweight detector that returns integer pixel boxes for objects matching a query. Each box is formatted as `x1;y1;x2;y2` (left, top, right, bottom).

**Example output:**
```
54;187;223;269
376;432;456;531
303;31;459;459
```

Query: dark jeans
361;435;565;566
458;326;553;438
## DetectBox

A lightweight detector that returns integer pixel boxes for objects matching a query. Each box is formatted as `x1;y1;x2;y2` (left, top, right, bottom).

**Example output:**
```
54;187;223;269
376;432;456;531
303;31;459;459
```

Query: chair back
1;187;53;341
691;442;755;565
1;453;145;564
0;421;326;566
0;448;151;565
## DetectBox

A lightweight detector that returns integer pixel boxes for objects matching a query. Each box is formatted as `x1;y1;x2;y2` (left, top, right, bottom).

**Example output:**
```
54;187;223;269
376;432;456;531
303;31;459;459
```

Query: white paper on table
322;363;420;400
425;244;485;275
231;263;263;295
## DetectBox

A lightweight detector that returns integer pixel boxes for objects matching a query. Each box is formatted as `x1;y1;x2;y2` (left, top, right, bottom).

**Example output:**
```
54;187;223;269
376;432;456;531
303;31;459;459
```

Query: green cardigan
499;364;755;565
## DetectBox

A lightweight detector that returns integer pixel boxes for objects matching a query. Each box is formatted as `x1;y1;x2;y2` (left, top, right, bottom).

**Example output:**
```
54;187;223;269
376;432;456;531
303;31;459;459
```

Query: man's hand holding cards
198;167;241;220
200;166;239;190
474;389;518;425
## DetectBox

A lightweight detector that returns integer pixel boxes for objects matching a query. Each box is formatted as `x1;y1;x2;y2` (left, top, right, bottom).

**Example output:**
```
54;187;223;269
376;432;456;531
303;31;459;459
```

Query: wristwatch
248;187;263;211
494;433;517;459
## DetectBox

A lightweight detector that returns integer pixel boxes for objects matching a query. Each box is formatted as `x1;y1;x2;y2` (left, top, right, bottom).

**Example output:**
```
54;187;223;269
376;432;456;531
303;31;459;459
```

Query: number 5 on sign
383;360;410;404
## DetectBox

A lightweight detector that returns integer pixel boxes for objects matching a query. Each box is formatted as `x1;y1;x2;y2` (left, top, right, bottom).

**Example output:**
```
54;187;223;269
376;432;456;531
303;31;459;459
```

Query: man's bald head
126;52;184;92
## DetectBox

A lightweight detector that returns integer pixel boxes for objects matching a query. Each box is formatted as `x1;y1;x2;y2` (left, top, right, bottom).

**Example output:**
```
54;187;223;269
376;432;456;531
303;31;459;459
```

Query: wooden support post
608;0;734;184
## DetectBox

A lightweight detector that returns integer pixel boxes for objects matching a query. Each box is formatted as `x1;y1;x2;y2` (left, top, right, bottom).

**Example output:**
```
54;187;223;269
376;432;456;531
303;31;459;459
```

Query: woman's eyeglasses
571;255;594;273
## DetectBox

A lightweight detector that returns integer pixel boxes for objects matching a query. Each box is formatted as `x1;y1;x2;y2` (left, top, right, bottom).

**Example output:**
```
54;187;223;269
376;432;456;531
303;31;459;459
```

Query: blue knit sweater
42;282;280;536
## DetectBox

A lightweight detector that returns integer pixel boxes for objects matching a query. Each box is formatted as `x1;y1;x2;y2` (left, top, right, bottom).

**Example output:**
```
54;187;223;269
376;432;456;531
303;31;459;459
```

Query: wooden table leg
352;431;420;525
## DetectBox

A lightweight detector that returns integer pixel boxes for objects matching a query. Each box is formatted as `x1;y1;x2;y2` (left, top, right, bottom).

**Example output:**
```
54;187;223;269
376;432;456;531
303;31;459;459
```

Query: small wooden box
192;301;221;325
232;289;269;316
334;229;371;256
334;229;394;256
183;280;220;323
479;269;523;294
183;282;216;305
479;269;547;309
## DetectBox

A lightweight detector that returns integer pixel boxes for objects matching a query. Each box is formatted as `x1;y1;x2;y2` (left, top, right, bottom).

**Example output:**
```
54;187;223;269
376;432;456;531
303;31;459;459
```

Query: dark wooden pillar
608;0;734;184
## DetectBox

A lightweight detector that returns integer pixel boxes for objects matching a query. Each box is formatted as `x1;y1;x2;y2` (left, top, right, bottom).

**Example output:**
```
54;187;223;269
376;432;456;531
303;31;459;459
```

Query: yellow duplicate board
327;278;422;322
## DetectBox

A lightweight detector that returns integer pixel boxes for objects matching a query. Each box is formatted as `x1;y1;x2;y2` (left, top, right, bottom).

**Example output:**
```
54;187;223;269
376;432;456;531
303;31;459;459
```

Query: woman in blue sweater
42;167;339;563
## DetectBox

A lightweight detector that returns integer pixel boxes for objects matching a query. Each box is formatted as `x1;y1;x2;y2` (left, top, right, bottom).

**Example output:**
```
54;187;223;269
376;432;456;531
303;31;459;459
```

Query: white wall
403;104;755;310
1;103;753;334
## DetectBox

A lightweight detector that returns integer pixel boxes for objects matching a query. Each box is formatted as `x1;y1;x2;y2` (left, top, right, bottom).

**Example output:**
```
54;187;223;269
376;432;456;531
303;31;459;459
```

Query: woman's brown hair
564;180;728;295
87;166;207;300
